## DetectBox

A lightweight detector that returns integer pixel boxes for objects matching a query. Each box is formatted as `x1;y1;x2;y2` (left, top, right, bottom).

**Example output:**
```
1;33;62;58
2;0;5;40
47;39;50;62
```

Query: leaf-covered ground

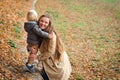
0;0;120;80
0;0;35;80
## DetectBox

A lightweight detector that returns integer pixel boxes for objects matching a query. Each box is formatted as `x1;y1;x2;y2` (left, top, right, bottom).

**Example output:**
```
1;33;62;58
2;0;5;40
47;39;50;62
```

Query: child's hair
27;10;38;21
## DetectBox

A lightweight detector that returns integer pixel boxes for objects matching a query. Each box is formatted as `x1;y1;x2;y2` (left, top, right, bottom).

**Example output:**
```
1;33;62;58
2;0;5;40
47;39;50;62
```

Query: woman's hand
48;33;53;39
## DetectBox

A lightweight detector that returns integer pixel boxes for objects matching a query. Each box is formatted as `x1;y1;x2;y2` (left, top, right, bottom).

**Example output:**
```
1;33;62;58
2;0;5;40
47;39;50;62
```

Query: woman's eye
40;20;43;22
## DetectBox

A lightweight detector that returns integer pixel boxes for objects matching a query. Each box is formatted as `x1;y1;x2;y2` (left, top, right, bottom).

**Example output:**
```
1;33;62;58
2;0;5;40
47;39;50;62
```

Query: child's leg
25;44;38;72
28;53;37;64
27;44;38;64
30;45;38;64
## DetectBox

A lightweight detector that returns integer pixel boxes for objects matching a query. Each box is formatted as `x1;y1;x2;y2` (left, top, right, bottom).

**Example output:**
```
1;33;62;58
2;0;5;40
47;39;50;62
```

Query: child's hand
49;33;53;39
31;47;38;54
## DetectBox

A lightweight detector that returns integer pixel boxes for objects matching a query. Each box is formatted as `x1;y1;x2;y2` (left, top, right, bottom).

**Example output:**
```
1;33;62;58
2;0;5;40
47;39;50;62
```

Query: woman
37;14;72;80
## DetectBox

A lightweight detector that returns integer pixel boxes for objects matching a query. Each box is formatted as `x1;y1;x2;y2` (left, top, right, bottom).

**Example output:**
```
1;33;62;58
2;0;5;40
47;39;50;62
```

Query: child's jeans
27;43;39;65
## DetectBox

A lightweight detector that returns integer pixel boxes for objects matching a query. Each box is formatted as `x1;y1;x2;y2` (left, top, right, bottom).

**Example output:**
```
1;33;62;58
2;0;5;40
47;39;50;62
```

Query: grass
115;11;120;19
9;39;17;48
17;11;25;17
69;5;96;14
76;74;85;80
102;0;119;3
115;52;120;58
60;0;72;5
13;22;22;39
45;8;69;32
71;22;86;28
45;9;59;20
0;21;4;25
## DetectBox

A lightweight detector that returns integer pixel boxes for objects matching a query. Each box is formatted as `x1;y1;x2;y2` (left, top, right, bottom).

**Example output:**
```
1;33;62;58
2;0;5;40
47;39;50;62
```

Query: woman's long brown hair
38;14;65;60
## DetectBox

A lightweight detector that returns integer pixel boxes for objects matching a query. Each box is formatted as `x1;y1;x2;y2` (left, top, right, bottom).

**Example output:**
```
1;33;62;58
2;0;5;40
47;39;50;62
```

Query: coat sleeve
32;25;49;38
39;32;56;61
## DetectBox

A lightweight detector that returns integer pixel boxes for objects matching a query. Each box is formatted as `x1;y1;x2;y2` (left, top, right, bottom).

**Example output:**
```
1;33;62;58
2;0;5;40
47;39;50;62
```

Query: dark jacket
24;21;49;45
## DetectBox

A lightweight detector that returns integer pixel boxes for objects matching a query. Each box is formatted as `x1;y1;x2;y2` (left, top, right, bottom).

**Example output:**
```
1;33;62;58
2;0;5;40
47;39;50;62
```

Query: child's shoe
25;62;34;73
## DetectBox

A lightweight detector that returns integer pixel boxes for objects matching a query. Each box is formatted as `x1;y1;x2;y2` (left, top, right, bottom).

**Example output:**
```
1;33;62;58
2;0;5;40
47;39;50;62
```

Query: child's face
39;17;50;30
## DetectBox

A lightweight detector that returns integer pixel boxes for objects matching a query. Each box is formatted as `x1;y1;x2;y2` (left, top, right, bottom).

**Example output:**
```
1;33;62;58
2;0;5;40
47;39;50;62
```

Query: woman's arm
39;32;56;60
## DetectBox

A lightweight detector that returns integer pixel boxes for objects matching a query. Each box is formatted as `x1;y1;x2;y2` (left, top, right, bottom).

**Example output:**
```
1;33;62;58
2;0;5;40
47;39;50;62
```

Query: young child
24;10;51;72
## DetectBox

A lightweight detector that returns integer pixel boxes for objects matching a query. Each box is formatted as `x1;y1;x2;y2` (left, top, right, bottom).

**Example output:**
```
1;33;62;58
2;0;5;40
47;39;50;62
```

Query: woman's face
39;17;50;30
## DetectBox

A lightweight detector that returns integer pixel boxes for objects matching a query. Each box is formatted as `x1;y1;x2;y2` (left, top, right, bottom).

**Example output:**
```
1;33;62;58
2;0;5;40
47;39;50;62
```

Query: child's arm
32;25;50;38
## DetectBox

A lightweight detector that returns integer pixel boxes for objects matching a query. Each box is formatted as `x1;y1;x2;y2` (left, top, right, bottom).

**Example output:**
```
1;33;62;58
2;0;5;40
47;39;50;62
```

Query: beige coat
38;32;72;80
